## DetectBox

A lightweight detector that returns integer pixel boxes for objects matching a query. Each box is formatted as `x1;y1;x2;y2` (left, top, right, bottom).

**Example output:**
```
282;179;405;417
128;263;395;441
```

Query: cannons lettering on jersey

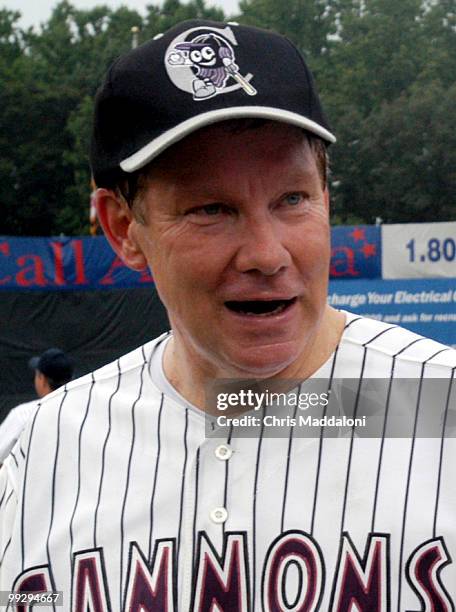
11;531;454;611
405;538;454;611
11;565;55;612
71;549;111;612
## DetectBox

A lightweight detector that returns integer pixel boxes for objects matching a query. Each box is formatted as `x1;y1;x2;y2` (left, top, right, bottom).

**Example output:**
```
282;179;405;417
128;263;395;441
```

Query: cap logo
165;25;257;100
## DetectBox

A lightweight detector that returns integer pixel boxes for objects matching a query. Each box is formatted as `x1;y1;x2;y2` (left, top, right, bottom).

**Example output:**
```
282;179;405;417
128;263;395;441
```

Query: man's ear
323;186;330;211
94;188;148;271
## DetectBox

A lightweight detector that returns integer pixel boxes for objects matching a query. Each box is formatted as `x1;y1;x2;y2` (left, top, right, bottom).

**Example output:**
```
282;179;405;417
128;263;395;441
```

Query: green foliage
142;0;225;39
324;0;456;223
237;0;340;57
0;9;23;63
0;0;455;235
331;81;456;223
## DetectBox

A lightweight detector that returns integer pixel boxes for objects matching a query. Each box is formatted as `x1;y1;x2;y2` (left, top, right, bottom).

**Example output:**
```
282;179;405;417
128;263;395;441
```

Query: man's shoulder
8;399;40;420
4;333;171;477
0;399;39;437
0;400;41;464
341;311;456;371
36;332;171;417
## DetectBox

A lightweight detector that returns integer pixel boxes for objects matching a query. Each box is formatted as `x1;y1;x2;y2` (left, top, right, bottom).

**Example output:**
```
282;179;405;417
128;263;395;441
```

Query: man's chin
222;342;302;380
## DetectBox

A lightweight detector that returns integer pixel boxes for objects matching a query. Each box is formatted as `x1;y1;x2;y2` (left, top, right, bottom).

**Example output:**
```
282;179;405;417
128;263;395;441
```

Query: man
1;20;455;610
0;348;73;463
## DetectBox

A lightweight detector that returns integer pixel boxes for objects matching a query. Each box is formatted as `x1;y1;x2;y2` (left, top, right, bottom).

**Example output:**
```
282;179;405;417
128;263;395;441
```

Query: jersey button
210;507;228;524
215;444;233;461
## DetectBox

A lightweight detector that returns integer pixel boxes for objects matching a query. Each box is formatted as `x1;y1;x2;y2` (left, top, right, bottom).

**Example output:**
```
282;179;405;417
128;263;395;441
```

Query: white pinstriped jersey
0;311;455;611
0;400;38;463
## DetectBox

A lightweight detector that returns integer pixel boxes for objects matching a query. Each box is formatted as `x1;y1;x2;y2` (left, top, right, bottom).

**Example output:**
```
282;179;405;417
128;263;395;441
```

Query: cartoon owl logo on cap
166;27;257;100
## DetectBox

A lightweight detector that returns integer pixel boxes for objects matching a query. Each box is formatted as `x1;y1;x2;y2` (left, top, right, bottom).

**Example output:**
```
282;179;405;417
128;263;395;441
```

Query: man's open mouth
224;298;297;317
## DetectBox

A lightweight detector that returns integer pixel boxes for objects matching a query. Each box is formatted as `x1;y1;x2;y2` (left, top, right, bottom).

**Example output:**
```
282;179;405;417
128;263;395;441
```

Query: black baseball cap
29;348;73;386
91;19;336;187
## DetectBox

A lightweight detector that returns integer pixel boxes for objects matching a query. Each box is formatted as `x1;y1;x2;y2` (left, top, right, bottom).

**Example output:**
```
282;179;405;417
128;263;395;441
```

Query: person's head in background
28;348;74;398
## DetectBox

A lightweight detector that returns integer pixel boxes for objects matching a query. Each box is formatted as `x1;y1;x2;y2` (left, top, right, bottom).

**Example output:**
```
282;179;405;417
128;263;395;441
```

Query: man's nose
233;216;292;276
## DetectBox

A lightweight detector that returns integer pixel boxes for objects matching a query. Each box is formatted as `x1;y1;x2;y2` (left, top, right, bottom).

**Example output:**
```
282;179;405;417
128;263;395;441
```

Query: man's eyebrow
284;167;320;181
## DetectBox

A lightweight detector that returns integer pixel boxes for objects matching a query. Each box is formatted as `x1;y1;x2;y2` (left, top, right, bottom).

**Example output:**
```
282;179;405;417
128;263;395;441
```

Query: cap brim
29;357;40;370
120;106;336;173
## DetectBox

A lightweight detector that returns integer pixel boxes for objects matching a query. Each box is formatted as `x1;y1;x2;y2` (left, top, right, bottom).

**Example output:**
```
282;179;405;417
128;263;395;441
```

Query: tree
323;0;428;115
323;0;456;222
237;0;341;59
141;0;225;40
331;81;456;223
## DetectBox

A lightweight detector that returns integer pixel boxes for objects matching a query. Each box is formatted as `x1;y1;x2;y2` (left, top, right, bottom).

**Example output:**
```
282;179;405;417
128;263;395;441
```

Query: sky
2;0;240;29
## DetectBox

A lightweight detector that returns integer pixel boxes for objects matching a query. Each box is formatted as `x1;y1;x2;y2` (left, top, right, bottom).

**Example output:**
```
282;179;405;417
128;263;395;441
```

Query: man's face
129;122;331;378
34;370;50;398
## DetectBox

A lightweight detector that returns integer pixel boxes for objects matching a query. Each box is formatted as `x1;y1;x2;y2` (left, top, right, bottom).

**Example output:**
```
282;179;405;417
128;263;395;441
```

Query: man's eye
187;203;228;217
284;193;303;206
199;204;224;215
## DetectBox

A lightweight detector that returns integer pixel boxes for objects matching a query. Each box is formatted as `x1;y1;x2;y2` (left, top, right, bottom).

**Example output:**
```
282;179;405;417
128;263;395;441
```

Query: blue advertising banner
0;226;382;290
0;236;153;290
0;234;454;346
329;278;456;348
330;225;381;279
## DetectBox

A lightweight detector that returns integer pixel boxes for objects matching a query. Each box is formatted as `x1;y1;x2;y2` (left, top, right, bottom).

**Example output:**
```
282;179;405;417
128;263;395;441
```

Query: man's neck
163;306;346;413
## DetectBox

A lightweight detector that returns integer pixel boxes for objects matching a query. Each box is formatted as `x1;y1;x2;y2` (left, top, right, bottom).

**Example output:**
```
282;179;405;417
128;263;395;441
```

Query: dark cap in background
29;348;74;386
91;19;336;187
